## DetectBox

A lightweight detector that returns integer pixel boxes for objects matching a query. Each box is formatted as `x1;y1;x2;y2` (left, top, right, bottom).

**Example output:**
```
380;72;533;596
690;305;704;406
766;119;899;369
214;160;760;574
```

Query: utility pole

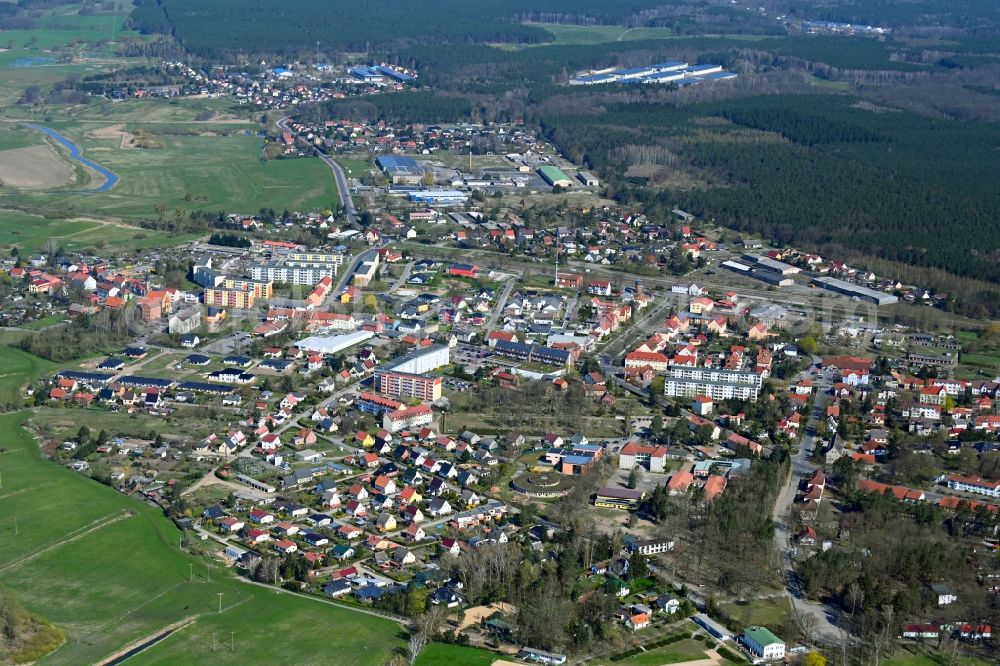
218;592;223;613
554;230;559;287
231;632;235;651
189;563;193;581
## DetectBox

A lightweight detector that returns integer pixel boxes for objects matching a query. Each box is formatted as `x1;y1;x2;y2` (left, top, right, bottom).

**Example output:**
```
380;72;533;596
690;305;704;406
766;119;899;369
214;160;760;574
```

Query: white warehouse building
296;330;374;355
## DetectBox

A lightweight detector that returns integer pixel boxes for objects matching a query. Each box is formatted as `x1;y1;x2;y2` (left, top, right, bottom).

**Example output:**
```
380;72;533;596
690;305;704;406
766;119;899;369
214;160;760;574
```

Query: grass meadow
0;209;196;254
9;126;338;218
414;642;500;666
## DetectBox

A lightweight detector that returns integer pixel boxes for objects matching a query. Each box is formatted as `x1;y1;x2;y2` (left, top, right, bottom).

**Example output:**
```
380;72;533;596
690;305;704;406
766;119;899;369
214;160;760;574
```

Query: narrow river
25;124;120;192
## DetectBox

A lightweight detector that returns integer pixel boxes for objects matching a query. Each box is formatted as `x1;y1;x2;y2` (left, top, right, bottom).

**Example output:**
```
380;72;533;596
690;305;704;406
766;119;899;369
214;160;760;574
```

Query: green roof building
741;626;785;662
538;165;572;188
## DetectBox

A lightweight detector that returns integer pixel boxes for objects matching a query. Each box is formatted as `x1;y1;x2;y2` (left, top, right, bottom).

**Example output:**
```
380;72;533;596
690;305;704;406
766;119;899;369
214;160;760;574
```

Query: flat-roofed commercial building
740;254;800;276
810;276;899;305
594;486;645;510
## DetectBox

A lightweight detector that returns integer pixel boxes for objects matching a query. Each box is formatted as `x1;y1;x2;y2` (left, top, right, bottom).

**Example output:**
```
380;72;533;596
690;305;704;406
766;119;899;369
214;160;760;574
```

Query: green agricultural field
0;125;44;151
0;210;195;254
0;0;144;56
0;410;406;665
47;97;255;124
0;211;101;251
0;345;55;396
132;589;407;665
414;642;499;666
11;127;338;217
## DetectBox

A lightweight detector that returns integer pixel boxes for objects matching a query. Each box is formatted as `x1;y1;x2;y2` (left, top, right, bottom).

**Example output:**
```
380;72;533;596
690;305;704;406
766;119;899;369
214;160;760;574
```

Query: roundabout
510;470;576;497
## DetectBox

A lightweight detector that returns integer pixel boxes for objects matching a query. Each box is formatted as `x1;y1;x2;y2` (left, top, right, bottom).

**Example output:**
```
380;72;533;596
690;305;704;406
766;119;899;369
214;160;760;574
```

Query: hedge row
717;646;749;664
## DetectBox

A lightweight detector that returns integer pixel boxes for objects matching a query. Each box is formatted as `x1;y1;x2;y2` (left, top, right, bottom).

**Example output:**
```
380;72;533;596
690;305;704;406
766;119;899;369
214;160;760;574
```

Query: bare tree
414;604;448;639
407;631;427;665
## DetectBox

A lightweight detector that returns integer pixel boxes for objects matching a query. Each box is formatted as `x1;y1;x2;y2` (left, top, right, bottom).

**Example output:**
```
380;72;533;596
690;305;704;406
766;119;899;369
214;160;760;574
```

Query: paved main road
276;117;357;225
772;358;843;644
484;277;517;332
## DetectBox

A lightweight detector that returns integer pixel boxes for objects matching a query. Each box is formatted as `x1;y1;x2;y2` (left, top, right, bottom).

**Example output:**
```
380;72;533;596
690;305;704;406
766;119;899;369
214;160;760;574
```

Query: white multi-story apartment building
250;263;339;285
664;365;763;402
250;252;344;285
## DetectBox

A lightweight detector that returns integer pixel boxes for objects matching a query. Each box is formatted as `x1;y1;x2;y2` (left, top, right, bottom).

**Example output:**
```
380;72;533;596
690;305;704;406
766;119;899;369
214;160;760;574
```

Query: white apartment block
946;474;1000;498
664;366;763;402
250;263;339;285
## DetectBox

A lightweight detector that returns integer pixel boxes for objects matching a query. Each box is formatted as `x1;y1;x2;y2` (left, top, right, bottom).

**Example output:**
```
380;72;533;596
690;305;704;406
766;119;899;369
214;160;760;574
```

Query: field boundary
0;508;134;574
95;617;196;666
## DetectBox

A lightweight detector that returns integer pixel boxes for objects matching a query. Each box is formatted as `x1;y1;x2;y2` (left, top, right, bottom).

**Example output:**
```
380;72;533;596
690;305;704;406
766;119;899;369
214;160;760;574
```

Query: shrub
717;647;748;664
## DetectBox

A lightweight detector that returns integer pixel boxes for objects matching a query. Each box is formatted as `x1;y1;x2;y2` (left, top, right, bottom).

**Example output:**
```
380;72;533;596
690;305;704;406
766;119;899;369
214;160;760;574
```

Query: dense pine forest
128;0;690;57
538;95;1000;304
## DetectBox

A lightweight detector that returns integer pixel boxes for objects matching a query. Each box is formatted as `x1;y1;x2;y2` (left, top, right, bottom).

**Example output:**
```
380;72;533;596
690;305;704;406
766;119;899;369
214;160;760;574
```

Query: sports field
0;410;406;665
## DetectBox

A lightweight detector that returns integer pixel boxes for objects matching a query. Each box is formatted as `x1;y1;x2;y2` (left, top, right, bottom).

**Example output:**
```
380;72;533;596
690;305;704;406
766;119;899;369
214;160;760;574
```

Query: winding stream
25;124;120;192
